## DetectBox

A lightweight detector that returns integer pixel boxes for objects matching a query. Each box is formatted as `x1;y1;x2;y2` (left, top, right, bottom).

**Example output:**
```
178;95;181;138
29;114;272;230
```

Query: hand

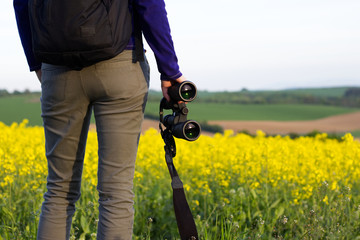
161;75;186;102
35;69;42;83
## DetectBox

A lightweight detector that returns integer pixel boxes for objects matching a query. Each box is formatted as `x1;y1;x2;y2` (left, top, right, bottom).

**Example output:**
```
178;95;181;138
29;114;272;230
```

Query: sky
1;0;360;92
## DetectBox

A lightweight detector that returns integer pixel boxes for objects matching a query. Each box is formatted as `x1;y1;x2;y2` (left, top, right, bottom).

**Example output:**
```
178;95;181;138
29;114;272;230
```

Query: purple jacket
13;0;182;80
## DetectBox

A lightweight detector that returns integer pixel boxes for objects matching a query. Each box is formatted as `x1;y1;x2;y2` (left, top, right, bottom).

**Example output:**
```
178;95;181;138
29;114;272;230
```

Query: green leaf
79;233;86;240
80;215;90;233
269;198;282;209
253;211;262;218
250;189;257;199
275;207;285;219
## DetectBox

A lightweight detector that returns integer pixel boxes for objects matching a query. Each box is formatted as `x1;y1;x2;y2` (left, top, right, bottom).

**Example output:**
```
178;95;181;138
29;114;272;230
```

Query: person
13;0;186;239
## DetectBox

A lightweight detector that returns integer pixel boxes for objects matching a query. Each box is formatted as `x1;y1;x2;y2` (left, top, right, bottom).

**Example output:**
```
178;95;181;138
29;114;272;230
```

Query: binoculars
160;81;201;141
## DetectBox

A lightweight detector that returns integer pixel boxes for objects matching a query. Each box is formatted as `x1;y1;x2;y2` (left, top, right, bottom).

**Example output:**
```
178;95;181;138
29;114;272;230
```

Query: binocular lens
184;122;200;139
169;81;197;102
162;115;201;141
180;83;196;101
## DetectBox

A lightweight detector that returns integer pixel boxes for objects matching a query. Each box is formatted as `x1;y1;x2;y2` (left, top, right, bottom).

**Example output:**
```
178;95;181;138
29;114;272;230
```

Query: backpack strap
132;6;144;63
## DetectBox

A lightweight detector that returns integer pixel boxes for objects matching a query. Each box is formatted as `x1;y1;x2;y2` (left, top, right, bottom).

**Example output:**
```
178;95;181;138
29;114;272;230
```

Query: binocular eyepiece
160;81;201;141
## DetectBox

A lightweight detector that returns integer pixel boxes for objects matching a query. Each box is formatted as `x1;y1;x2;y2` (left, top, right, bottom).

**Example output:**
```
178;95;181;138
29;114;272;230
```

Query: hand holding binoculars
159;81;201;141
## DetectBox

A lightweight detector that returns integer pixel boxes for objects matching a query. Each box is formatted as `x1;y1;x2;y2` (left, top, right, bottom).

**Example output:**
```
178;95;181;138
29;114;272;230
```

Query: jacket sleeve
133;0;182;80
13;0;41;71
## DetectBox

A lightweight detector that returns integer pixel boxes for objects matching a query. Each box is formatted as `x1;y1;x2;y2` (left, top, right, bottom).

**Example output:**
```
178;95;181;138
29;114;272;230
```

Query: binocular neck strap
161;129;199;240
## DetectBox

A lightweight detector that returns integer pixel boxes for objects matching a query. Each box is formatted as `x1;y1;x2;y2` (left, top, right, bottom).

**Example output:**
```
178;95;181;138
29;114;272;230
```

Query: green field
0;93;359;126
145;102;358;121
0;94;42;126
351;130;360;138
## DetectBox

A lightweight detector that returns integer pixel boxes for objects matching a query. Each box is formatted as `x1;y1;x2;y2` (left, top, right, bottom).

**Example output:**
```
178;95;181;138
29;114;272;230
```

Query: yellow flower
1;121;360;207
322;195;329;205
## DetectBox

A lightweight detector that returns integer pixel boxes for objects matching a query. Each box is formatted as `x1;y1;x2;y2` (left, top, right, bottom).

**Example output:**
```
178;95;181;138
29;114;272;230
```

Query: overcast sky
1;0;359;92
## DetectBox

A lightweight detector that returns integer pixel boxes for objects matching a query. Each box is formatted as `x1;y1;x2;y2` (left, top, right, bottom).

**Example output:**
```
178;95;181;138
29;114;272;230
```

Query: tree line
147;87;360;108
2;87;360;108
0;89;36;97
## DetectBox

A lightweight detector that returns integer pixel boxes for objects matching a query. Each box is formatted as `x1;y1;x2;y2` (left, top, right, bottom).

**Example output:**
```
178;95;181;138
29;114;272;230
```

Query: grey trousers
37;50;150;240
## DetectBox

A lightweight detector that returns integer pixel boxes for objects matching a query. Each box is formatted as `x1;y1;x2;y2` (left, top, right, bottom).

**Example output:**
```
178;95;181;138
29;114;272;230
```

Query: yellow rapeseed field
1;120;360;239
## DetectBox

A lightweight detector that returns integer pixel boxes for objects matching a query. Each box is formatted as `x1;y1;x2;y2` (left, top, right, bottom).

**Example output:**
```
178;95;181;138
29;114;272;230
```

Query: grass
0;94;42;126
351;130;360;138
145;102;359;121
0;94;358;125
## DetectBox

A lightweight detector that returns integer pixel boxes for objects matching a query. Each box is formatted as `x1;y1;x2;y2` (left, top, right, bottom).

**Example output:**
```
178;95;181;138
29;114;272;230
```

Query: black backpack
28;0;133;70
